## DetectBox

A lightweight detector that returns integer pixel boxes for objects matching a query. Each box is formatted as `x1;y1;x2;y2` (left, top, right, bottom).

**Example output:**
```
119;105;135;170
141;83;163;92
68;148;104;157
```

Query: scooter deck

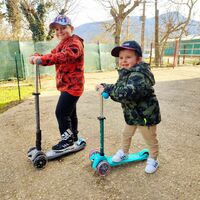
107;149;149;167
46;138;86;160
90;149;149;170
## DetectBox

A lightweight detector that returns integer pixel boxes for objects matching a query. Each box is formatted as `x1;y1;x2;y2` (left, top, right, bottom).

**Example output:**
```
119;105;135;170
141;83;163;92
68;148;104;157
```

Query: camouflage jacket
103;62;161;126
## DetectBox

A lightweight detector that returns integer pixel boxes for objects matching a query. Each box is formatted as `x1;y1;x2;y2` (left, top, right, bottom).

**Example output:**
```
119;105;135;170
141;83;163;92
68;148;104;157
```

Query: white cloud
69;0;111;27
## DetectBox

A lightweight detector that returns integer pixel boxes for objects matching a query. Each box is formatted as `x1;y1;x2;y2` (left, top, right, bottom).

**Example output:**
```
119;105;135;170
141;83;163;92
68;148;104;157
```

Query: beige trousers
122;124;159;159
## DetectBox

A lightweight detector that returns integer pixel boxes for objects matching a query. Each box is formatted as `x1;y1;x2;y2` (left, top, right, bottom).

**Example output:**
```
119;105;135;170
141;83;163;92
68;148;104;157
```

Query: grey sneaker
145;158;159;173
112;149;128;162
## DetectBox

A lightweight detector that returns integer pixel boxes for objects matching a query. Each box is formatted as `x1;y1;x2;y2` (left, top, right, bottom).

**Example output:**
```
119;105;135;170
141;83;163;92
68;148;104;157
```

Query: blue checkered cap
49;15;72;29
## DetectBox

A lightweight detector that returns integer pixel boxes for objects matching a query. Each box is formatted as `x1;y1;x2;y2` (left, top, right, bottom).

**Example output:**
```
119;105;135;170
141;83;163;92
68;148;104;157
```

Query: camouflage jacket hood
103;62;161;126
128;62;155;85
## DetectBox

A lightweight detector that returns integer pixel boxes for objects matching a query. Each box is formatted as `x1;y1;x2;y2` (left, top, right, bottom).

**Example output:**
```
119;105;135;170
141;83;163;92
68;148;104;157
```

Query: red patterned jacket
40;35;84;96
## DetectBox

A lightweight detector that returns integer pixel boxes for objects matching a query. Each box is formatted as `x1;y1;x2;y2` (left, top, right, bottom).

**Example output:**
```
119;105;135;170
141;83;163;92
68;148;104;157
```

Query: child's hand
96;84;104;95
29;56;42;65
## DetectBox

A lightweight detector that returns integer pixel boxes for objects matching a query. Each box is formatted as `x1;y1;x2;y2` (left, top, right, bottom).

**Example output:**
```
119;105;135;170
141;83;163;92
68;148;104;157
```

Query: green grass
0;85;34;113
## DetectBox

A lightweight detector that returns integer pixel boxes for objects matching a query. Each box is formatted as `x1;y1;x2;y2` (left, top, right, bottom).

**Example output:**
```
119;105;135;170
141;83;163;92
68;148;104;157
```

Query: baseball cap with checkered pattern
49;15;72;29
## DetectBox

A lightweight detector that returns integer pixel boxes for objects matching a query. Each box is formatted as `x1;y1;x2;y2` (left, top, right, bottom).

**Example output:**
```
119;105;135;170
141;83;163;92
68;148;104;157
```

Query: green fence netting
0;40;117;81
2;38;200;81
0;41;24;80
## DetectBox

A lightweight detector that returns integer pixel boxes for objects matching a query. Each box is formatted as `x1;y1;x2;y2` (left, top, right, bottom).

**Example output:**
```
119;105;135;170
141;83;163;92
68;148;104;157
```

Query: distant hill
74;11;200;45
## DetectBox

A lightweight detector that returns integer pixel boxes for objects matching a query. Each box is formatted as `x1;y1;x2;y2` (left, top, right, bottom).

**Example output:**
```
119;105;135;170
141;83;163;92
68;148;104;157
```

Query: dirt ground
0;66;200;200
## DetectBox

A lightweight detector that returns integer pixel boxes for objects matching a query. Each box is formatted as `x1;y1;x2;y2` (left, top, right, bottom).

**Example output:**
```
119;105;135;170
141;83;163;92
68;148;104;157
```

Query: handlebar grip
101;92;109;99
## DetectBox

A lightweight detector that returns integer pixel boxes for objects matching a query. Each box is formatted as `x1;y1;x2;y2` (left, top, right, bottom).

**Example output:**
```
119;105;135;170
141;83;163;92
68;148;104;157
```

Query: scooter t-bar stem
35;65;40;94
33;65;42;150
100;96;104;117
99;96;105;156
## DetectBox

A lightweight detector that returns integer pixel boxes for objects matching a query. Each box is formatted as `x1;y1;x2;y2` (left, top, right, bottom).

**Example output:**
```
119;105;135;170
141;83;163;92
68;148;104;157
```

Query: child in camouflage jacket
96;40;161;173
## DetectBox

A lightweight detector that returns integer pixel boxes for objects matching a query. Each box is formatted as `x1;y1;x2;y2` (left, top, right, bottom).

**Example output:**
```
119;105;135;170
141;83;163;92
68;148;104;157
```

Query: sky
65;0;200;27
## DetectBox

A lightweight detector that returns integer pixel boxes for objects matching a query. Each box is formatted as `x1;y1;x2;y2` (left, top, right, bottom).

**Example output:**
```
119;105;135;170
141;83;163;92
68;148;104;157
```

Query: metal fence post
98;41;102;71
14;52;21;101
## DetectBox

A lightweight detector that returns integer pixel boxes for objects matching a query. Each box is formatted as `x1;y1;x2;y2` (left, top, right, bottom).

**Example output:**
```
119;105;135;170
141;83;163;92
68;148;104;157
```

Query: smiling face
119;49;142;69
53;24;74;41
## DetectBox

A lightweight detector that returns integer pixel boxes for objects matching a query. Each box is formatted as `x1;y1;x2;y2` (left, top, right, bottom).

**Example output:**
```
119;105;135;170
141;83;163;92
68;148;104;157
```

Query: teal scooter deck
90;149;149;169
107;149;149;167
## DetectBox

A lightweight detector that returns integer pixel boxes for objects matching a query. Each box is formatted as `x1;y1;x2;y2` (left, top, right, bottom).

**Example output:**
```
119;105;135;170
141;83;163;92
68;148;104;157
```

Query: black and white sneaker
52;129;74;152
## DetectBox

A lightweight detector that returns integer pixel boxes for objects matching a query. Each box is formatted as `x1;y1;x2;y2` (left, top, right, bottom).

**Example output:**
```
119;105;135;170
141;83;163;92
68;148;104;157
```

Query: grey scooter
28;65;86;169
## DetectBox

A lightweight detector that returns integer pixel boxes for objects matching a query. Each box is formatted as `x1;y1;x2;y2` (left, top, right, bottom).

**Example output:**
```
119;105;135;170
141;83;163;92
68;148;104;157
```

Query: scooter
89;92;149;176
27;65;86;169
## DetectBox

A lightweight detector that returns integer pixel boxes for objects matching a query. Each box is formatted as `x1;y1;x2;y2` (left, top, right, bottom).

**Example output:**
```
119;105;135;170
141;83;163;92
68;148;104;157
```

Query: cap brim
49;22;71;29
111;46;136;57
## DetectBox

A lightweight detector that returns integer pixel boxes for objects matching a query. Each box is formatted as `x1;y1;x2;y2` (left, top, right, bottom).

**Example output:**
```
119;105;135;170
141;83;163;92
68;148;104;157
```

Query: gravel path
0;66;200;200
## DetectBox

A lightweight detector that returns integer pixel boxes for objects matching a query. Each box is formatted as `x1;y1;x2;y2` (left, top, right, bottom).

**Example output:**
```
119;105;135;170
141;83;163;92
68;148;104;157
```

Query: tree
159;0;199;66
169;0;198;66
96;0;142;45
20;0;52;42
20;0;79;42
155;0;159;67
48;0;79;15
5;0;22;39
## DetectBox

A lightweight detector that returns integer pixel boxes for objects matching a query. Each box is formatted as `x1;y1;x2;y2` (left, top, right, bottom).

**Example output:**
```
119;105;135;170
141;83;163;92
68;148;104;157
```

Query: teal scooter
89;92;149;176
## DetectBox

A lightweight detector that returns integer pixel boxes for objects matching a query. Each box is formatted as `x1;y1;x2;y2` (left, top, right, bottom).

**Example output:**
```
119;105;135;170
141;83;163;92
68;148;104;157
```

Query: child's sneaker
112;149;128;162
145;158;159;174
52;129;74;152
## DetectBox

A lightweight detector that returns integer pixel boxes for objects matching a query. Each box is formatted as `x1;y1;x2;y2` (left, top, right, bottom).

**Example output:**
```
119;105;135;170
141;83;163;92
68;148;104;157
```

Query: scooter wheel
97;161;111;176
89;149;100;159
33;154;47;169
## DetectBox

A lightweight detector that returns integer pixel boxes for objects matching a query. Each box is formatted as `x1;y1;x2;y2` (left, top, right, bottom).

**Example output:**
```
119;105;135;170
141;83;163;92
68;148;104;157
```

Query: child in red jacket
29;15;84;152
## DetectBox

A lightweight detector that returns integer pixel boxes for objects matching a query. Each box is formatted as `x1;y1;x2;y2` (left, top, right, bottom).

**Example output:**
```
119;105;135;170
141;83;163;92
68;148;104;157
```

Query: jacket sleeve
40;39;83;66
105;73;153;103
32;52;43;56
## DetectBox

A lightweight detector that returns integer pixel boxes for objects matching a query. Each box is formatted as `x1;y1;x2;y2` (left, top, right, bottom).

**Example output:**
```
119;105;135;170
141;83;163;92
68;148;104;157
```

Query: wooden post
173;39;179;68
183;45;186;64
141;1;146;52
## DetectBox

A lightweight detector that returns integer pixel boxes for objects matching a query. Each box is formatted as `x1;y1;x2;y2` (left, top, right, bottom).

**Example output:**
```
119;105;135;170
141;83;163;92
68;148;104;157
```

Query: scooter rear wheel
89;149;100;159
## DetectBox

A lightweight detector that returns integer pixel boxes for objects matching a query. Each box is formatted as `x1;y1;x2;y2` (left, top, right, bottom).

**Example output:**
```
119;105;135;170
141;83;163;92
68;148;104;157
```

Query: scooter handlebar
101;92;109;99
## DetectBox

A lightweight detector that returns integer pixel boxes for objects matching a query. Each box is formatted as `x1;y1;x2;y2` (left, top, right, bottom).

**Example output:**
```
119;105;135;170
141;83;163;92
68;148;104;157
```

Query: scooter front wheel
33;152;48;169
97;161;111;176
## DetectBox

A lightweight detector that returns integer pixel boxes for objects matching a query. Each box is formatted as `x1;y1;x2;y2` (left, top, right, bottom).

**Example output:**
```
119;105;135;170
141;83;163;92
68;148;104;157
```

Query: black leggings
55;91;79;136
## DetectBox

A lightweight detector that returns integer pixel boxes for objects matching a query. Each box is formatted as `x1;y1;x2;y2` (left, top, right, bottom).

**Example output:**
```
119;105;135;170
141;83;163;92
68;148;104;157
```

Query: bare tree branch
159;0;199;64
96;0;142;45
